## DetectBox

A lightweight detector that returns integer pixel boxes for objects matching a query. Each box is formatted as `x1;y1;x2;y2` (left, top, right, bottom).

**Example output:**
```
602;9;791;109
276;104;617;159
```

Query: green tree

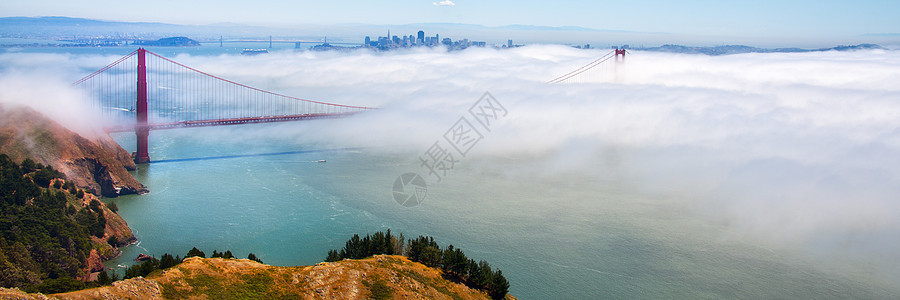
97;270;112;285
441;245;468;278
91;211;107;238
320;230;511;297
186;247;206;258
340;234;363;259
89;199;102;212
325;249;341;262
406;236;441;268
20;158;37;173
31;166;60;188
490;270;510;300
124;258;159;279
30;277;85;294
159;253;181;269
248;253;263;264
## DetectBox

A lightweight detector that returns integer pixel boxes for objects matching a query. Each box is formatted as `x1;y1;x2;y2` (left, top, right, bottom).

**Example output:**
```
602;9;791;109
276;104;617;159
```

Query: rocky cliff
0;103;139;281
1;255;515;299
0;103;147;197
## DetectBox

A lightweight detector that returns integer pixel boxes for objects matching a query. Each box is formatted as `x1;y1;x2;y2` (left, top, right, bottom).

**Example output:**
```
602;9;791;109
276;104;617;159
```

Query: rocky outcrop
0;287;53;300
52;277;163;300
84;250;104;274
0;103;147;197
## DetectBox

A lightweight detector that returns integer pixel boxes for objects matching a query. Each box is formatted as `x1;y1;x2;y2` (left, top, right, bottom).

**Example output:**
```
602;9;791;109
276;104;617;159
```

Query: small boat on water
241;49;268;55
317;160;326;163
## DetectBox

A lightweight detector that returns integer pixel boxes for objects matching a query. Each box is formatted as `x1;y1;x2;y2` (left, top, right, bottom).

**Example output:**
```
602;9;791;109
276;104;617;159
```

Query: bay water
100;123;895;299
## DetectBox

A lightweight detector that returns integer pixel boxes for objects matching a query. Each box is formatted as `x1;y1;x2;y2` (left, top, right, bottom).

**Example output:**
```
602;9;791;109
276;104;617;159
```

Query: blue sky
2;0;899;39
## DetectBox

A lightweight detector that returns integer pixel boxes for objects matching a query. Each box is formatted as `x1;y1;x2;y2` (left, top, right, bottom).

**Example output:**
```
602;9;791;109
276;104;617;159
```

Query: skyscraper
417;30;425;45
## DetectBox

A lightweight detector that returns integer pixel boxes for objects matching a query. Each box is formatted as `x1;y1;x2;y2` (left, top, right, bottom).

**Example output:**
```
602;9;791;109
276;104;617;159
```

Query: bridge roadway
202;39;361;46
104;112;358;133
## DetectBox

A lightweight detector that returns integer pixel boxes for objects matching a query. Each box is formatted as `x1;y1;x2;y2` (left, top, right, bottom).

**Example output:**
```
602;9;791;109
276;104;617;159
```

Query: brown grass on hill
29;255;516;300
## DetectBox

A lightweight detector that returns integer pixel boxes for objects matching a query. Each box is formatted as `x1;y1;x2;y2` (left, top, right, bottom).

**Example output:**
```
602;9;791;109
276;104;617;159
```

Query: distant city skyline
2;0;899;42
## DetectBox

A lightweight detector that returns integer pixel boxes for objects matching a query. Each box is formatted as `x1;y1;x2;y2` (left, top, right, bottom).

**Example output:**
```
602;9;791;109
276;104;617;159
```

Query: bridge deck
105;112;358;133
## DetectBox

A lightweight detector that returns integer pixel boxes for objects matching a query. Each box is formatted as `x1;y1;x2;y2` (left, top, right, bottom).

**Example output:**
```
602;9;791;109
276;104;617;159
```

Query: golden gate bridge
73;48;625;164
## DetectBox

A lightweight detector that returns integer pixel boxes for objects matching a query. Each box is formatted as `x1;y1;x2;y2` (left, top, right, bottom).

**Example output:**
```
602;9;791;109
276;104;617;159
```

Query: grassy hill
2;255;515;299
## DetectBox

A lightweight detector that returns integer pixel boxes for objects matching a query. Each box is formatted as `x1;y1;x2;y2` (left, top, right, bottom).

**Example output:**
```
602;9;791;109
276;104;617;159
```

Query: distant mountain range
0;16;287;40
131;36;201;47
0;16;891;49
635;44;884;55
0;16;661;44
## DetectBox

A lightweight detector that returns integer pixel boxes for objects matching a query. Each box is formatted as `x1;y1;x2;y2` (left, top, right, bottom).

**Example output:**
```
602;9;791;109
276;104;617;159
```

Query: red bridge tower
135;48;150;164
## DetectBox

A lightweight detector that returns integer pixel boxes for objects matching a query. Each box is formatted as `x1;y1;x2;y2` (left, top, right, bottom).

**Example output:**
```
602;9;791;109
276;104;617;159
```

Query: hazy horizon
3;15;899;49
3;0;900;48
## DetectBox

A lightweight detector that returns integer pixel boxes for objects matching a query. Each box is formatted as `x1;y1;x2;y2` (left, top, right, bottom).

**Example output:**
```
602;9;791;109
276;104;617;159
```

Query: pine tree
159;253;180;269
96;270;112;285
490;270;510;299
325;249;341;262
476;260;493;289
186;247;205;258
20;158;37;173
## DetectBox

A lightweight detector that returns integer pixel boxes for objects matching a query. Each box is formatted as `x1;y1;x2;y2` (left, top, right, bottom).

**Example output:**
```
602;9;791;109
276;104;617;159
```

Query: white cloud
433;0;455;6
0;53;115;137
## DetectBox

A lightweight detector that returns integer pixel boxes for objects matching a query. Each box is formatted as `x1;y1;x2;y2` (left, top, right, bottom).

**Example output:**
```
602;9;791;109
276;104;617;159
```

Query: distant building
349;29;519;52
